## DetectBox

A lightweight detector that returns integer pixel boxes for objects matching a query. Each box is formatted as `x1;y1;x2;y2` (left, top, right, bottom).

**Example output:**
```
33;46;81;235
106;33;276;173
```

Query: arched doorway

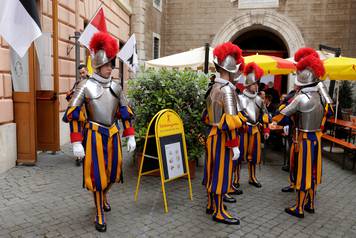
212;9;305;93
233;28;289;95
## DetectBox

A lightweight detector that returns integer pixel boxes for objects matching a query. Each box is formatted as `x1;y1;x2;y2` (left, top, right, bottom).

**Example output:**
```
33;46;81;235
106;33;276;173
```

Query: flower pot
136;152;196;179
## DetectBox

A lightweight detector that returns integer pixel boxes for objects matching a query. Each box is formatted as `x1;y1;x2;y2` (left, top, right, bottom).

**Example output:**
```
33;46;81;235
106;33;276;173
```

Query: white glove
264;133;270;140
127;136;136;152
232;147;240;160
72;142;85;158
283;125;289;136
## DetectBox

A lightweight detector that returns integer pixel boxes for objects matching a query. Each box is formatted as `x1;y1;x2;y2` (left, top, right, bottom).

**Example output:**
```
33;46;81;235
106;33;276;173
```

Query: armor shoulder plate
85;78;104;99
110;79;128;107
281;93;305;116
110;79;122;98
299;92;320;112
69;79;87;107
221;84;237;115
238;94;247;111
255;96;263;109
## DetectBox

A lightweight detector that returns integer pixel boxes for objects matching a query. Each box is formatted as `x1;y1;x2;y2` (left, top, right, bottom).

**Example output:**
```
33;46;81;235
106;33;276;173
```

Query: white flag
78;7;107;49
118;34;139;73
0;0;42;57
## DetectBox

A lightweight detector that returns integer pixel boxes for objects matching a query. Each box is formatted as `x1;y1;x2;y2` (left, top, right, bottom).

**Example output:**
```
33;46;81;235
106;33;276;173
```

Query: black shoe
285;208;304;218
232;183;240;189
95;223;107;232
229;189;243;196
249;181;262;188
223;194;236;203
103;204;111;212
304;206;315;214
206;207;214;215
281;186;294;193
281;165;289;172
75;158;81;166
212;216;240;225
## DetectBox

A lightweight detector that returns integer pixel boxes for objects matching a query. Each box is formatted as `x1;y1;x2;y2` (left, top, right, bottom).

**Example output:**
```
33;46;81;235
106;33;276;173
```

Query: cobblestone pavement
0;144;355;238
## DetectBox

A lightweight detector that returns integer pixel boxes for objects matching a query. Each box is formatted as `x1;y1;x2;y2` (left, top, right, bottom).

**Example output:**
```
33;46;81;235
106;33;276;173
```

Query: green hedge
128;68;209;160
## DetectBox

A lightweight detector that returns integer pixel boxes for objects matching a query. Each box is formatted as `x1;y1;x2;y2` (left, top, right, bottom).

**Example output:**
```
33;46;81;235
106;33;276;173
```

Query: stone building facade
131;0;355;93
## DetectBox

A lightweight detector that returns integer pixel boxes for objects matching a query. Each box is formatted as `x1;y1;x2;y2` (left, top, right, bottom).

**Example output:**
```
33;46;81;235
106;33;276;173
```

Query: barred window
153;33;160;59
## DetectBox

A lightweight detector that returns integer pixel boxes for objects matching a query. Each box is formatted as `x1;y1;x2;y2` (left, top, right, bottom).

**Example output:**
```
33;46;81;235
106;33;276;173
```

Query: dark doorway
233;29;289;94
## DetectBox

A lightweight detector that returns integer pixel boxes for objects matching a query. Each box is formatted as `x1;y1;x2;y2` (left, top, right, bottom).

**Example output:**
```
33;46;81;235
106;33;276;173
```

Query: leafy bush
127;68;209;161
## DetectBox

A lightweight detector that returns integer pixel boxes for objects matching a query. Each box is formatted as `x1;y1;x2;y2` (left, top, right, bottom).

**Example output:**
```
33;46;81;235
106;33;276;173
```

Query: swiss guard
202;42;244;225
273;48;333;218
63;32;136;231
233;62;270;190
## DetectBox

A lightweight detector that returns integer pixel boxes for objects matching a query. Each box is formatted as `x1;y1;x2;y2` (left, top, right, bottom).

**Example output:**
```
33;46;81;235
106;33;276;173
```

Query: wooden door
13;46;37;164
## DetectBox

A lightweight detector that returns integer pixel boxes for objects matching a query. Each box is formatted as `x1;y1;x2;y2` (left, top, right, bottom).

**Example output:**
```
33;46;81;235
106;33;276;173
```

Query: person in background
258;82;266;93
66;64;90;166
258;90;266;101
265;81;280;105
280;94;287;104
265;94;276;115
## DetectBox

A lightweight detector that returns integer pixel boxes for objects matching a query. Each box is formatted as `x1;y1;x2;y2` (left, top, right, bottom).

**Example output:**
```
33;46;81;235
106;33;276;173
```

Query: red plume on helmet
294;47;319;62
243;62;264;79
89;32;119;59
296;55;325;78
213;42;244;71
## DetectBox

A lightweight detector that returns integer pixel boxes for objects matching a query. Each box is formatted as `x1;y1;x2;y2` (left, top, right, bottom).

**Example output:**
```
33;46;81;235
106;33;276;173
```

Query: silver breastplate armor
206;80;238;126
69;74;127;127
238;91;265;125
281;91;324;132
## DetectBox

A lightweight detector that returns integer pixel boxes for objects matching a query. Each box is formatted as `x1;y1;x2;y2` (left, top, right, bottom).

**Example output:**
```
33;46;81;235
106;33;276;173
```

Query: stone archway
212;9;305;57
212;9;304;91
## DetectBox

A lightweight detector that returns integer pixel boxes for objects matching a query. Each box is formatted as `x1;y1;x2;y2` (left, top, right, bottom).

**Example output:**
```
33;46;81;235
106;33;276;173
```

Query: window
153;0;162;12
153;33;160;59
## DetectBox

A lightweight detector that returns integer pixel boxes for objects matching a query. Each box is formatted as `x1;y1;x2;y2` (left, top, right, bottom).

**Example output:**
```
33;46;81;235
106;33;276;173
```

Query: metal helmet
89;32;119;69
294;49;325;87
243;62;263;87
295;68;318;86
213;55;240;74
213;42;243;74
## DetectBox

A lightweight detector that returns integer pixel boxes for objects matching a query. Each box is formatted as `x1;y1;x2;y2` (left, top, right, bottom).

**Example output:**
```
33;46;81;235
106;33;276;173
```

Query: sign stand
134;109;193;213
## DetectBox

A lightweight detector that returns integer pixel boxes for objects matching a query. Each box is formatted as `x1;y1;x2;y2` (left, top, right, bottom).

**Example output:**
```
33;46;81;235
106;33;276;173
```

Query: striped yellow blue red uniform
202;110;242;220
63;105;134;192
273;103;332;215
63;105;134;225
233;110;270;185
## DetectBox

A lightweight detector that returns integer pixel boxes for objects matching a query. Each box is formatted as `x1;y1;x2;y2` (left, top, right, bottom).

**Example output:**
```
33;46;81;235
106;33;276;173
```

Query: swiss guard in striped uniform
273;48;332;218
63;32;136;232
202;42;244;225
233;63;270;190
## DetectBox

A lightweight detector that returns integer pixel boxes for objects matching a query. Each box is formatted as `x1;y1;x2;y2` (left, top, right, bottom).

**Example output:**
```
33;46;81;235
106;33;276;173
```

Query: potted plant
127;68;209;179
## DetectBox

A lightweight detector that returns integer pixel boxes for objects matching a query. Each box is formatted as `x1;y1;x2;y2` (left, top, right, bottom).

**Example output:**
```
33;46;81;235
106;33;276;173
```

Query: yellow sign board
134;109;193;213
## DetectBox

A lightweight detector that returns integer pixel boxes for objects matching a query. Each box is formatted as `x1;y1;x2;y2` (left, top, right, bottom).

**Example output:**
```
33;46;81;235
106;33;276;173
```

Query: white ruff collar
243;89;257;99
92;73;111;83
214;77;236;90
